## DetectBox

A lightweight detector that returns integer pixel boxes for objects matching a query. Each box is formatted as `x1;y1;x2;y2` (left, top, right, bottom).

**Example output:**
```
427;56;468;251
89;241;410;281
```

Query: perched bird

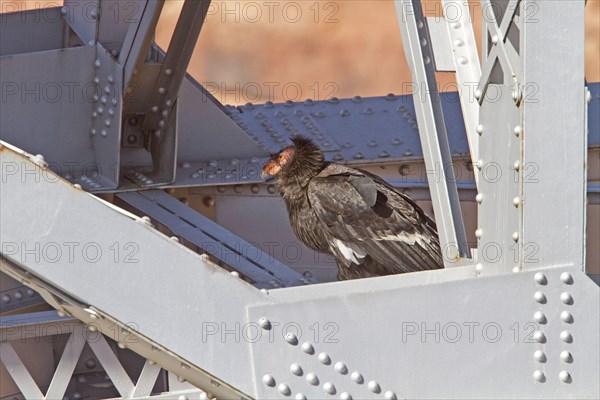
262;135;443;280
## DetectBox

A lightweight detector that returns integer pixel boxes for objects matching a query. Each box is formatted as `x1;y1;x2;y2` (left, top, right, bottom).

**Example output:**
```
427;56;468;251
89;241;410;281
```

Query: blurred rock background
2;0;599;105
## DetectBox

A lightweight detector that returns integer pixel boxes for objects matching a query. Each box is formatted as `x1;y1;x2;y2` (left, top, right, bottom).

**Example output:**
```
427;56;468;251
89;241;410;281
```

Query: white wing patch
378;231;432;247
332;239;367;264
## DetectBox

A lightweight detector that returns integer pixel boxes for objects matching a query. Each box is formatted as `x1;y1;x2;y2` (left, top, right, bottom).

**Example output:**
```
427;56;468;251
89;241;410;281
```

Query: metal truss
0;310;203;399
0;0;599;398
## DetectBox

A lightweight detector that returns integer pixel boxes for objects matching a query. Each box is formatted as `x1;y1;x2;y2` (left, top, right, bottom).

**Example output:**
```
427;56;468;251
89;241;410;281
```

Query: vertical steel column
476;0;586;273
395;0;471;264
520;0;586;270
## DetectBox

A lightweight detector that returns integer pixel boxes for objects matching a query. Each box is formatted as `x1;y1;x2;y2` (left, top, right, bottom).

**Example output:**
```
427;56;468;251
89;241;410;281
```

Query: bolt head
533;370;546;382
367;380;381;393
533;311;546;324
533;350;547;363
534;291;547;304
560;292;574;305
560;272;573;285
290;363;303;376
259;317;272;330
559;370;572;383
560;311;574;323
262;374;275;387
534;272;547;285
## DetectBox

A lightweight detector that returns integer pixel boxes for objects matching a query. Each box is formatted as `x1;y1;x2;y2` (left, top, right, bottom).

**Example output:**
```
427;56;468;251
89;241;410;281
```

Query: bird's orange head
261;146;295;181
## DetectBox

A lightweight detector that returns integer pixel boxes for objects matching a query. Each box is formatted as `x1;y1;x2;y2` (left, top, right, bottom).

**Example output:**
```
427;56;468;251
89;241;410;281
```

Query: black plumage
262;135;443;280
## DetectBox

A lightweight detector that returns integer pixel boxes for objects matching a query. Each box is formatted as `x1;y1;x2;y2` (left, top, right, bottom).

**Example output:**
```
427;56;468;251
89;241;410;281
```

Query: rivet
362;107;374;115
323;382;336;395
94;59;101;68
512;232;519;242
513;126;522;137
367;381;381;393
259;317;272;330
353;153;364;160
178;396;188;400
104;85;111;94
378;151;390;158
306;372;319;385
333;154;344;161
559;370;572;383
295;394;307;400
513;197;520;207
560;351;573;363
117;342;126;349
491;34;499;44
475;160;483;170
290;363;303;376
560;292;573;305
512;88;522;103
533;370;546;382
475;263;483;273
560;272;573;285
534;272;547;285
350;371;363;384
334;361;348;374
476;124;484;135
384;391;397;400
475;228;482;239
424;56;431;64
340;393;352;400
533;331;546;343
453;38;464;47
534;291;547;304
318;352;331;365
104;119;112;127
474;89;482;100
152;106;159;113
385;93;396;101
88;325;97;332
101;129;108;138
267;185;277;194
513;161;520;171
158;87;166;95
352;96;363;103
586;89;592;103
230;271;240;278
285;332;299;345
278;383;291;396
301;342;315;354
475;193;483;204
533;311;546;324
560;330;573;343
404;149;413;156
91;128;97;136
340;109;350;117
561;311;574;323
533;350;547;363
262;374;275;387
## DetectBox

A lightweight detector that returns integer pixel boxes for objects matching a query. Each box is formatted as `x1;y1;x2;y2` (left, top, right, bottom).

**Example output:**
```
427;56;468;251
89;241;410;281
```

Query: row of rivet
532;272;574;383
1;288;36;304
260;317;396;399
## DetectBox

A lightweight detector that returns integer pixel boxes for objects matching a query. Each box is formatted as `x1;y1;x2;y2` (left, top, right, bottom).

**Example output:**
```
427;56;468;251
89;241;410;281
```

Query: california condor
261;135;443;280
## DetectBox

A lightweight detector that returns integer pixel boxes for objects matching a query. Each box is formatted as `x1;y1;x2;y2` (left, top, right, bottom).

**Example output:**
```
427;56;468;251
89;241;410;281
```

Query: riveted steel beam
395;0;471;264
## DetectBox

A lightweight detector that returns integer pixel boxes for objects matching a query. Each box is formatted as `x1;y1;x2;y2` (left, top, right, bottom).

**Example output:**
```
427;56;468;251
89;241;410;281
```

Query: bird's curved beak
261;159;281;182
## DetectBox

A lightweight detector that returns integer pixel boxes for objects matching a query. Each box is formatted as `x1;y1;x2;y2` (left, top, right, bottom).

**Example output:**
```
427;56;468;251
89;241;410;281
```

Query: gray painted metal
441;0;481;172
116;189;315;288
395;0;470;263
520;1;586;271
0;143;266;398
249;267;599;399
